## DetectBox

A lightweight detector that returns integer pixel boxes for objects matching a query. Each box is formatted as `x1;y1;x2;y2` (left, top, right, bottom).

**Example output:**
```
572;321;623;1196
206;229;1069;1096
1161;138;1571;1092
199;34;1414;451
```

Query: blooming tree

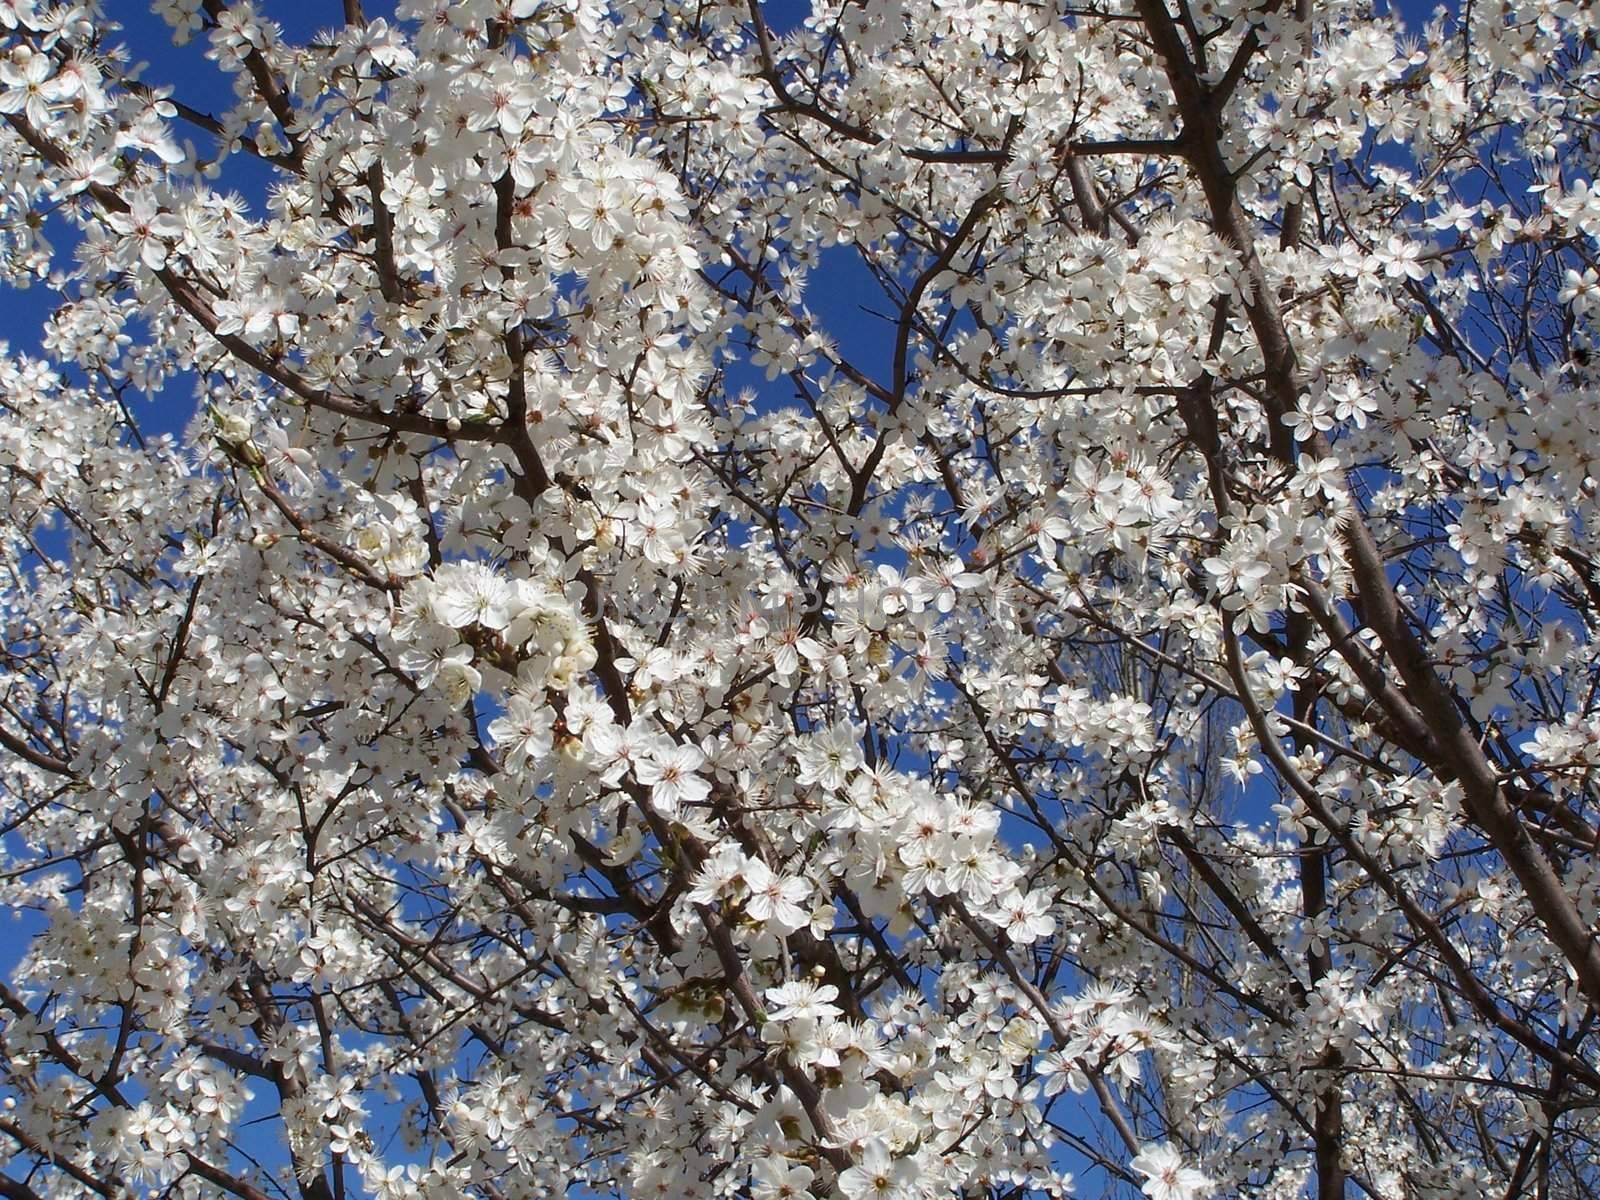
1;0;1599;1198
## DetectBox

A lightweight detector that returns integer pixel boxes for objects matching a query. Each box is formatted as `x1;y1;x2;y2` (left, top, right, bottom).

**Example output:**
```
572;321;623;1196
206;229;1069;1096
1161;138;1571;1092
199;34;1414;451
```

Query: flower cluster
2;1;1599;1198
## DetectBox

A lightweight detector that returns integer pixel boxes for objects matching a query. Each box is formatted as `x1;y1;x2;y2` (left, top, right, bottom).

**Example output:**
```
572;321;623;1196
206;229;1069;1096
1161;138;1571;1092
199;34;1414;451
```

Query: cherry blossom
1129;1143;1214;1200
1;1;1598;1199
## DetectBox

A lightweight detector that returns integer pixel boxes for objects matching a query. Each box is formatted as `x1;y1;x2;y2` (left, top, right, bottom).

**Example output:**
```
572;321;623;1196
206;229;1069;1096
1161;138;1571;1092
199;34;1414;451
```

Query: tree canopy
2;1;1599;1198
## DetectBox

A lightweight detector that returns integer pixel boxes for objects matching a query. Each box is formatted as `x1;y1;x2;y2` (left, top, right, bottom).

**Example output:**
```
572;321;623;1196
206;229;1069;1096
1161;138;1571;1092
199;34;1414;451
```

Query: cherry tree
1;1;1598;1198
